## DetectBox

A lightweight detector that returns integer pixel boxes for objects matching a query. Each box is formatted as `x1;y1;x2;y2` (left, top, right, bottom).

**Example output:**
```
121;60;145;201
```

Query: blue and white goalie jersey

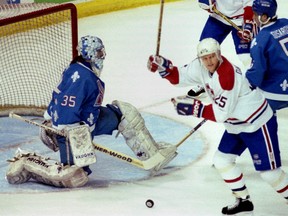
46;61;105;132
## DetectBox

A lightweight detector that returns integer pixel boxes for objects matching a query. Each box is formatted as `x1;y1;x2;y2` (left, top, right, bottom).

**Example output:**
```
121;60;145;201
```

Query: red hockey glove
237;6;257;42
147;55;174;78
198;0;216;13
171;96;204;118
237;21;254;42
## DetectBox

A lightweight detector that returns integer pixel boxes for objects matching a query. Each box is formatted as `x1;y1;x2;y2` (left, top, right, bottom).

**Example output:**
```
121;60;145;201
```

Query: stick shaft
156;0;164;55
176;119;207;148
212;6;241;31
9;112;146;169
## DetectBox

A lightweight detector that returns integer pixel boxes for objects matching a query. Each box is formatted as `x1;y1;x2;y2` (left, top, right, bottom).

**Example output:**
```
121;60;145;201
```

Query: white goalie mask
77;35;106;77
197;38;221;60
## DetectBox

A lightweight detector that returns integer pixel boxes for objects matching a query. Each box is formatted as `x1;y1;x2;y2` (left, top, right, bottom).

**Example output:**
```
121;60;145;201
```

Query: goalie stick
8;112;160;170
9;112;206;170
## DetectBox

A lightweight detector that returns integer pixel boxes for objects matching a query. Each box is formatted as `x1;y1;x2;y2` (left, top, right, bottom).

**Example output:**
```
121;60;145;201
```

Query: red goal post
0;3;78;116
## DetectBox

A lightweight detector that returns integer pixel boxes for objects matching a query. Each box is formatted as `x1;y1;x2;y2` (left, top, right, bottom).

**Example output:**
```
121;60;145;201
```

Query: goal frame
0;3;78;117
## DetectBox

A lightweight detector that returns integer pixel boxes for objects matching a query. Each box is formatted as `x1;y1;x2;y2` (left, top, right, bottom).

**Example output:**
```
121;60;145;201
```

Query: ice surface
0;0;288;215
0;113;205;193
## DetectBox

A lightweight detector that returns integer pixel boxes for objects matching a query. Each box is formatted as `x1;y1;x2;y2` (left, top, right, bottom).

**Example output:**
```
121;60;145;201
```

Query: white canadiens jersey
212;0;253;26
177;57;273;134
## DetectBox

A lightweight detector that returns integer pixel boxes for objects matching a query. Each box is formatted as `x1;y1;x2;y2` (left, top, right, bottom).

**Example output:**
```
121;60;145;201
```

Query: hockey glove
198;0;215;13
171;96;204;118
237;6;257;42
237;21;254;42
39;120;59;152
147;55;174;78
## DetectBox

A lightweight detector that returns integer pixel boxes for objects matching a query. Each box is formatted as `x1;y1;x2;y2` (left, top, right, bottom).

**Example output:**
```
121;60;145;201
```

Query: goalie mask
77;35;106;77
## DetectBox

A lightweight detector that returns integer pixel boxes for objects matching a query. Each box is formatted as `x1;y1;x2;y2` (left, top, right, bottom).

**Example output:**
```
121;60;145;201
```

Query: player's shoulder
63;62;98;84
275;18;288;26
183;57;202;70
216;57;234;91
69;62;96;77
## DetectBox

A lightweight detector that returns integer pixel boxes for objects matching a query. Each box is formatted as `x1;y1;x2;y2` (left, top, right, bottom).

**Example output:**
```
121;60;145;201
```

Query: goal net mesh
0;3;78;116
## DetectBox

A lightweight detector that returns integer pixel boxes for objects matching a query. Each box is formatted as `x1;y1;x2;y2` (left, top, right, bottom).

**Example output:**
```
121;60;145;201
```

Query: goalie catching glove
39;120;59;152
171;96;204;118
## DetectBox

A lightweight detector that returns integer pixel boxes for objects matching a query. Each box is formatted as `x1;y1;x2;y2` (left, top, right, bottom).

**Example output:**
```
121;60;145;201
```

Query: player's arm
147;55;203;87
147;55;180;84
237;5;258;42
171;96;216;121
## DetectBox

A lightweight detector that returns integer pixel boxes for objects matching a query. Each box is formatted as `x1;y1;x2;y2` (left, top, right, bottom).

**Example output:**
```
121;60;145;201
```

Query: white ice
1;0;288;215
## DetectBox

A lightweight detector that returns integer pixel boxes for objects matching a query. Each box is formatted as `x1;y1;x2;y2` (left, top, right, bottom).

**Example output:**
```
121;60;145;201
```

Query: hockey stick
176;119;207;148
156;0;165;55
9;112;164;170
212;6;241;31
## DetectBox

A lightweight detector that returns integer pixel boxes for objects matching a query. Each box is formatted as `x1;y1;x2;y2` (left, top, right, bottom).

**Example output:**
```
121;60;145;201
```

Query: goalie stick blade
141;152;166;170
93;142;176;171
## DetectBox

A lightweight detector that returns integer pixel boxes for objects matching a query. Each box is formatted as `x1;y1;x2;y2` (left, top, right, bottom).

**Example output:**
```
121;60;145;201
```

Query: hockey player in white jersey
187;0;257;99
5;35;177;188
198;0;256;68
246;0;288;111
147;38;288;215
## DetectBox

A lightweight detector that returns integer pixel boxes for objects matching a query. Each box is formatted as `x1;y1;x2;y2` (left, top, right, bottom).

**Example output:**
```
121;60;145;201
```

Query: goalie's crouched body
6;100;177;188
6;35;177;188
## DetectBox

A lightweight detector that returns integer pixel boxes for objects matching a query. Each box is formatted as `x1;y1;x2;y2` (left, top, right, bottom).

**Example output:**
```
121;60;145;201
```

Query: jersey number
61;95;76;107
215;95;227;108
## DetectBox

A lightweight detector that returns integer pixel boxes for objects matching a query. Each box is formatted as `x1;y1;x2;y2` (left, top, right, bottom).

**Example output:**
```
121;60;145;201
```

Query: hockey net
0;3;78;116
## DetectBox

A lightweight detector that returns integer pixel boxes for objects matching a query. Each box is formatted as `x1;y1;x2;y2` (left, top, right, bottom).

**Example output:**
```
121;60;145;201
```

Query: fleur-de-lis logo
71;71;80;82
87;113;94;125
280;79;288;91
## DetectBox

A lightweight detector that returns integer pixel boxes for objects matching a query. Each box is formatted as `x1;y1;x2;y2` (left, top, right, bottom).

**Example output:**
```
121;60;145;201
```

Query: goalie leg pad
6;150;89;188
112;100;177;170
6;152;32;184
113;100;159;160
66;124;97;167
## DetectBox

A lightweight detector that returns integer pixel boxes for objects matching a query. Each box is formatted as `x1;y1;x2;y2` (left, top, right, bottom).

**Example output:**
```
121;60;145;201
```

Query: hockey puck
145;199;154;208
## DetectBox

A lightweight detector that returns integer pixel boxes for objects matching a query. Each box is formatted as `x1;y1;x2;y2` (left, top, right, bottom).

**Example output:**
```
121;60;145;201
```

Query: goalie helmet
197;38;221;58
252;0;277;19
77;35;106;76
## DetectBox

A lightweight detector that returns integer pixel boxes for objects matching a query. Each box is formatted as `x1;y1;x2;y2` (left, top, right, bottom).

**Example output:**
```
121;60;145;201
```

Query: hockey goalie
6;35;177;188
